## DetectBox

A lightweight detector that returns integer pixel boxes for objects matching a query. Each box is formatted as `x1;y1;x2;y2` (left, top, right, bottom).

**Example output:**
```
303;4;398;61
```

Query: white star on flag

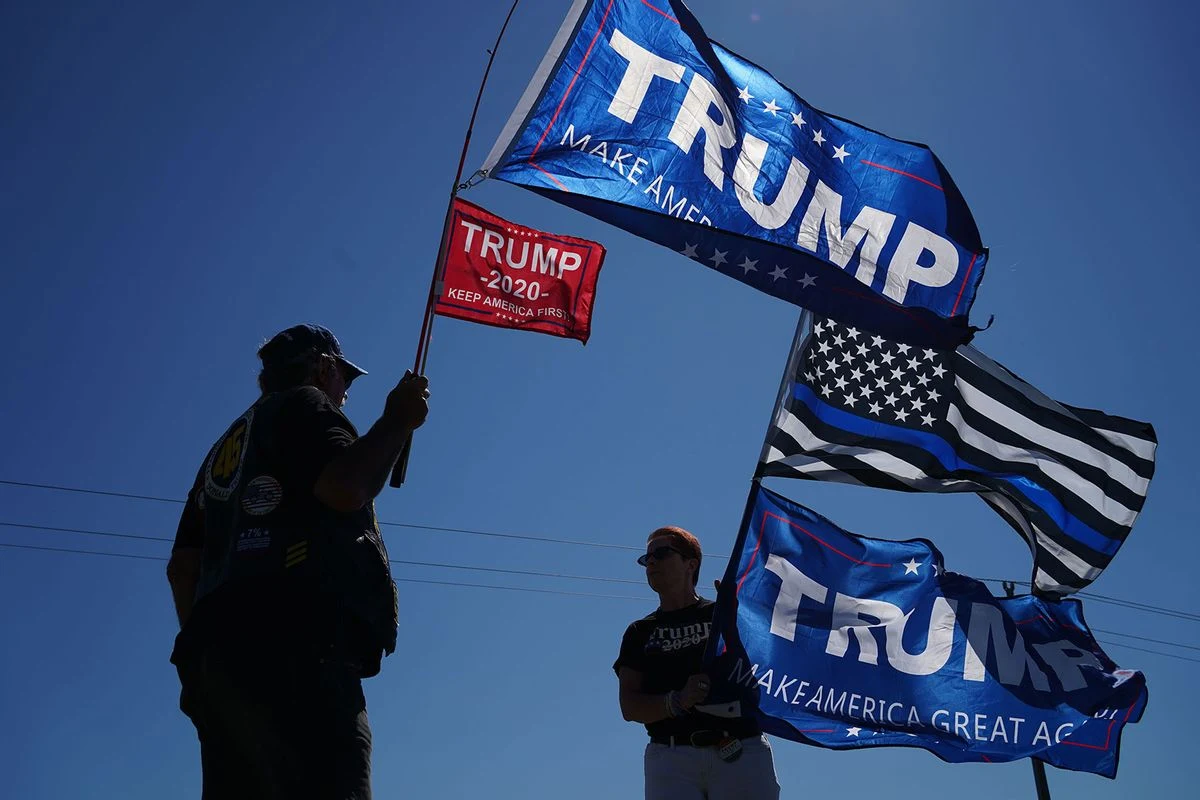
832;144;851;162
790;111;806;128
739;256;758;274
763;99;781;116
813;129;826;146
769;265;788;281
679;242;698;258
799;273;816;288
738;86;754;103
903;558;922;575
710;249;728;267
847;727;861;737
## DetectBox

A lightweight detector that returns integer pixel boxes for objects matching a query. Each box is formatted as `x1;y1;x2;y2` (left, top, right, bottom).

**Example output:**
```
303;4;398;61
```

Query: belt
650;730;760;748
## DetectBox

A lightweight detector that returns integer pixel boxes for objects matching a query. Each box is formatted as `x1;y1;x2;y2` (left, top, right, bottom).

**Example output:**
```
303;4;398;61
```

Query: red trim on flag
531;162;569;190
640;0;678;22
765;510;892;568
1057;700;1137;751
859;160;944;191
737;508;891;595
531;0;616;158
736;512;769;593
951;252;980;317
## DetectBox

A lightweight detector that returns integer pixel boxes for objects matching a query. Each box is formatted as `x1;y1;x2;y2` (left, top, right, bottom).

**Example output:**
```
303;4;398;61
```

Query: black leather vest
193;389;398;666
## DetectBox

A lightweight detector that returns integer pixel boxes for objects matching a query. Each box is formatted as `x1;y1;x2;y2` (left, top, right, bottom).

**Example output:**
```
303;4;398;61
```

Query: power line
390;558;644;586
379;520;641;552
0;521;645;586
0;543;646;601
1095;639;1200;664
5;540;1199;663
978;578;1200;623
0;479;183;505
0;479;643;552
5;478;1198;622
7;525;1190;638
2;542;1200;666
390;578;643;601
0;521;172;543
1092;628;1200;653
0;542;169;562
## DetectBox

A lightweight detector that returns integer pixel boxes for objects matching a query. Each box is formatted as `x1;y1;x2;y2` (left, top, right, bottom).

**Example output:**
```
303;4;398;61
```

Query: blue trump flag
705;484;1147;778
483;0;987;347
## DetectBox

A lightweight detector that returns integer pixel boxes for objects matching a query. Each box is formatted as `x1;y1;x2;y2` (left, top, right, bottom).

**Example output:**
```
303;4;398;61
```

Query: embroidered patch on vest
241;475;283;516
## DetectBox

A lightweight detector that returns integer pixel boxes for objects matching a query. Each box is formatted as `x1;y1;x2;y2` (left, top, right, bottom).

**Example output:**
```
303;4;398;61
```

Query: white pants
644;735;780;800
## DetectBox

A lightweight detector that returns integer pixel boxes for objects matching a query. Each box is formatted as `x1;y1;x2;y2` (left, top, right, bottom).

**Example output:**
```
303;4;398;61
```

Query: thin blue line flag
483;0;988;347
706;484;1148;778
760;310;1158;596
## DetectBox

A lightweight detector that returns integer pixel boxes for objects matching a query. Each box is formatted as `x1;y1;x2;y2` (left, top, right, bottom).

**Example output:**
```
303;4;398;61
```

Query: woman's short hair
647;525;702;586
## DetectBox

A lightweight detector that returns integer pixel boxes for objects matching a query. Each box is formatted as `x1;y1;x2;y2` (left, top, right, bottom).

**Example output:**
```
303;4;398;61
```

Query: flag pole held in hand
389;0;523;488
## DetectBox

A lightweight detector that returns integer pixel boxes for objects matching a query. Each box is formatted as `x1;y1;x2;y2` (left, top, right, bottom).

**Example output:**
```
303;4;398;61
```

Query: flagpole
755;310;811;473
390;0;523;487
1004;580;1053;800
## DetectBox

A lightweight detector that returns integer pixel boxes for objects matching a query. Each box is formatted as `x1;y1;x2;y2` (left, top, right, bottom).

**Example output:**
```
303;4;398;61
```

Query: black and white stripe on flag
759;311;1157;596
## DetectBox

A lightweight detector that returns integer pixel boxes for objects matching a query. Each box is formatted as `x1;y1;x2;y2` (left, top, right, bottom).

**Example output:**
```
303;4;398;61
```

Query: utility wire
1091;628;1200;653
1093;639;1200;664
378;521;641;552
0;543;646;601
0;480;641;552
4;541;1198;662
389;558;643;585
0;479;183;505
7;523;1197;648
0;521;172;543
4;479;1198;620
0;542;169;562
978;578;1200;624
0;522;644;586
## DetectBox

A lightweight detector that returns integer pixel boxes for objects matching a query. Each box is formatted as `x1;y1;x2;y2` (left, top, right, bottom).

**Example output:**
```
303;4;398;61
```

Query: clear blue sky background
2;0;1195;797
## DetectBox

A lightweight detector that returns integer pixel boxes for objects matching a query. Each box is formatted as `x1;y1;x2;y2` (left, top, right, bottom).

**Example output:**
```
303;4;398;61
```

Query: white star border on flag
803;318;952;428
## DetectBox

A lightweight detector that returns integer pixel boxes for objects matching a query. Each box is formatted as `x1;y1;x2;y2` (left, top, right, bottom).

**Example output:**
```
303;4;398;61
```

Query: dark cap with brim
259;324;367;378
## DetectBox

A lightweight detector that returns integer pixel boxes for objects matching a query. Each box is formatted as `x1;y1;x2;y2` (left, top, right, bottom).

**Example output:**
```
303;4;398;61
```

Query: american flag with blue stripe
759;311;1157;596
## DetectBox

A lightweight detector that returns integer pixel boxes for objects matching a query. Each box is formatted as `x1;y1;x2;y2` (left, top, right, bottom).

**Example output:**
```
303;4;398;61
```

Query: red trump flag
434;198;606;343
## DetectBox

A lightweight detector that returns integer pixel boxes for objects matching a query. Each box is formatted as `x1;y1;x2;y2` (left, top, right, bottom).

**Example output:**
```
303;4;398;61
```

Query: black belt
650;730;760;748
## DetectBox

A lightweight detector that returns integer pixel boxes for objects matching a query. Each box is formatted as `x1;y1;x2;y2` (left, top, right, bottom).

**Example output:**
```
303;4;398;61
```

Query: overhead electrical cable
4;479;1197;620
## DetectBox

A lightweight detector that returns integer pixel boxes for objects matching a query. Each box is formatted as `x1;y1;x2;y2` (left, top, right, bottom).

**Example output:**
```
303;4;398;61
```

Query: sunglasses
637;545;683;566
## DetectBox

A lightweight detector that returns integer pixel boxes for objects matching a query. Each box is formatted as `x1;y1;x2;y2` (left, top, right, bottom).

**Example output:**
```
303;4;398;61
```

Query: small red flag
434;198;606;344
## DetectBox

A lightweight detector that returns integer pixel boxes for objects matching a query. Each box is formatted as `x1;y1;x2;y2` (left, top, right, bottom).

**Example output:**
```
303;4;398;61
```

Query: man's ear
309;353;331;387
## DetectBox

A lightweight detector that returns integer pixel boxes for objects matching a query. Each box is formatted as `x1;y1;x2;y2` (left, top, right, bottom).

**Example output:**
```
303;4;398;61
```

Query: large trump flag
483;0;988;347
706;484;1147;778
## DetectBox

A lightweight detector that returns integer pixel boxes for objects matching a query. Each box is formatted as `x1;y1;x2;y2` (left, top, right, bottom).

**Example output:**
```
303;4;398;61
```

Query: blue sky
1;0;1196;797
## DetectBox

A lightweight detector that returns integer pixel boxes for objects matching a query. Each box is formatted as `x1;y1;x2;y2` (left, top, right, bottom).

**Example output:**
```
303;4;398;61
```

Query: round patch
241;475;283;516
205;409;254;501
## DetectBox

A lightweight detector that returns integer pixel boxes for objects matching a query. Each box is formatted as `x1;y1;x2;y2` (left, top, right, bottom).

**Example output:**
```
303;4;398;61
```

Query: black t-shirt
172;386;396;673
613;598;759;740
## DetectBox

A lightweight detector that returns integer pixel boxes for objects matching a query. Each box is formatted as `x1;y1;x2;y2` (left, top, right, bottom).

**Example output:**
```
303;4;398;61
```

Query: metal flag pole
390;0;523;488
1004;580;1053;800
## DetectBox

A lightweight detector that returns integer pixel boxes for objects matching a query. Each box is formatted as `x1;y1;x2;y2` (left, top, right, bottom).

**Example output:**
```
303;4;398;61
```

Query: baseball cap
258;324;367;379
